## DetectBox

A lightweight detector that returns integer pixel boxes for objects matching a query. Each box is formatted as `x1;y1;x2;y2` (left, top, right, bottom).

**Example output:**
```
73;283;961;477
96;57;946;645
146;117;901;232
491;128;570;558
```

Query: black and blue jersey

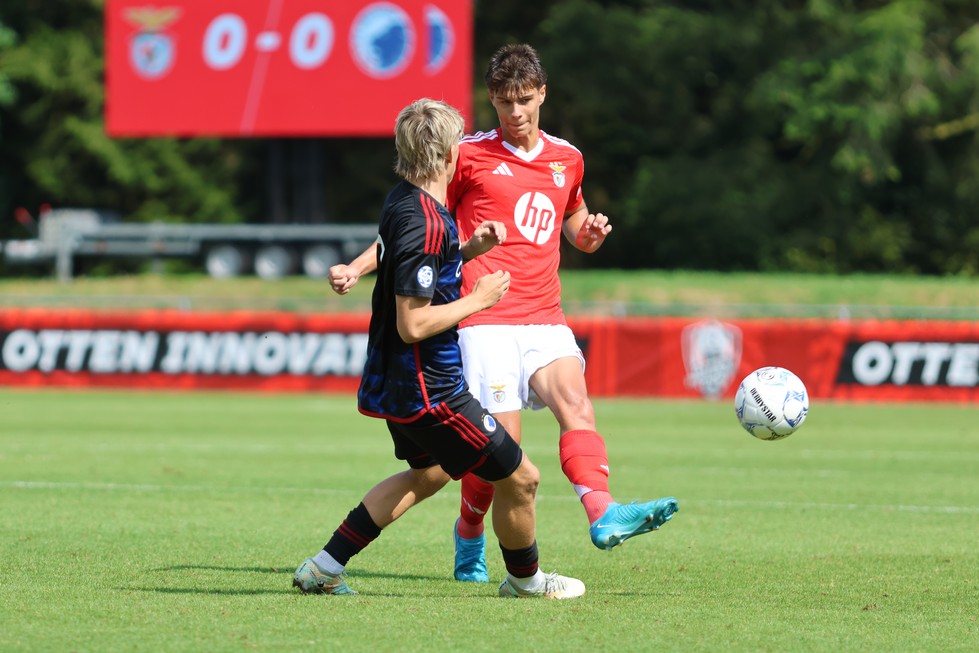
357;180;468;421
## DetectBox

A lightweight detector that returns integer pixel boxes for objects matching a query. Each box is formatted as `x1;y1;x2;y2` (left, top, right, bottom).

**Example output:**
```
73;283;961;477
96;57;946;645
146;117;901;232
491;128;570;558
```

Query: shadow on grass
117;586;294;596
149;565;447;583
120;585;503;598
151;565;292;574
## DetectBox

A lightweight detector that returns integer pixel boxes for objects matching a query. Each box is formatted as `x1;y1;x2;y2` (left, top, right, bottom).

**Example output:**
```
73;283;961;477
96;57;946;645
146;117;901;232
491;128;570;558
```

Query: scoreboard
105;0;472;137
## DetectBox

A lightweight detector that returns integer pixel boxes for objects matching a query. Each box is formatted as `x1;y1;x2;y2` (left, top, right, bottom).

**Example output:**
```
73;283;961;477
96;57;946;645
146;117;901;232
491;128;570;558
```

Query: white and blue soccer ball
734;366;809;440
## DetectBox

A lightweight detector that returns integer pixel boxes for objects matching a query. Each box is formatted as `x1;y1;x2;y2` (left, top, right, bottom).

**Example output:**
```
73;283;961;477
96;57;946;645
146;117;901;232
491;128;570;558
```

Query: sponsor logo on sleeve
417;265;434;288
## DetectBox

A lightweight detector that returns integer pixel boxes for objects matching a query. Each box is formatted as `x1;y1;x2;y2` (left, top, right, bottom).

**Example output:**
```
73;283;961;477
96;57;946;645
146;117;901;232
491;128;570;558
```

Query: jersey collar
499;131;545;162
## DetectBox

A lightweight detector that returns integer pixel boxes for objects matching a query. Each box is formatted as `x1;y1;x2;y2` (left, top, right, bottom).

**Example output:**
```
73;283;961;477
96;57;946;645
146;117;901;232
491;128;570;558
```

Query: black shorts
387;392;523;482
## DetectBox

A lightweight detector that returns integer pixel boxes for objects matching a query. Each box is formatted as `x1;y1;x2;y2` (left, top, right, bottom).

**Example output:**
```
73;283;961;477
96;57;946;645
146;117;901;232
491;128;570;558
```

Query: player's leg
361;464;452;524
529;356;613;515
483;453;580;599
459;409;521;536
530;342;679;550
453;326;525;582
294;422;450;595
293;464;449;595
435;392;583;599
462;409;524;520
453;408;519;582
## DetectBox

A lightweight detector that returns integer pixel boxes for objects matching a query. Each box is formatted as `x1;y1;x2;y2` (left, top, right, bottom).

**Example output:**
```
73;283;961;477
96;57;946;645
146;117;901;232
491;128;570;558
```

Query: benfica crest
548;162;566;188
681;320;742;398
124;6;182;80
490;383;507;404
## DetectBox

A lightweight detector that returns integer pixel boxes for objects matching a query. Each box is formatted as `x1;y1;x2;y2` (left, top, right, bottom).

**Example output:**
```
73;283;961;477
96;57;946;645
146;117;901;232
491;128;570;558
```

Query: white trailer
2;209;377;281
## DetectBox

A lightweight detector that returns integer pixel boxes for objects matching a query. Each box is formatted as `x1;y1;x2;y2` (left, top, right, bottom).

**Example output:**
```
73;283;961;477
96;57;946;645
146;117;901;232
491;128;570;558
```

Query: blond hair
394;99;465;183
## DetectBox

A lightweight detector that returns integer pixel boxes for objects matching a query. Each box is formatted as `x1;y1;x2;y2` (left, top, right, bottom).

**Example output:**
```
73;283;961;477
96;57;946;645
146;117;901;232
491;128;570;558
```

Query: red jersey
448;129;585;327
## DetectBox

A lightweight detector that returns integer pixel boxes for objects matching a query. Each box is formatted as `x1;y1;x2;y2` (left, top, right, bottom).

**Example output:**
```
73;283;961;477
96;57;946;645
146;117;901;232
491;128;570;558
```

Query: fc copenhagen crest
681;320;742;398
548;162;567;188
124;6;182;80
350;3;415;79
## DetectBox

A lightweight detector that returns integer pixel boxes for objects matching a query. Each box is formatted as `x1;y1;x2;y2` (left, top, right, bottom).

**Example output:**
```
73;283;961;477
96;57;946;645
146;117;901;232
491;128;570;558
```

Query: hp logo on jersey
514;192;556;245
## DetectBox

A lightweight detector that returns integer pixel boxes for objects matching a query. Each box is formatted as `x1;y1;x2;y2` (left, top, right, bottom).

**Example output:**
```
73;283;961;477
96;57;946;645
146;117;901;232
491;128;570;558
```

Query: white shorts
458;324;585;413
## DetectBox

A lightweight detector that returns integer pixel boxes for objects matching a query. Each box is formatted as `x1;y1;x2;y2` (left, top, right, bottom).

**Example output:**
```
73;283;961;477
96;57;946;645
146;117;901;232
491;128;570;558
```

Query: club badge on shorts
482;414;497;432
490;383;506;403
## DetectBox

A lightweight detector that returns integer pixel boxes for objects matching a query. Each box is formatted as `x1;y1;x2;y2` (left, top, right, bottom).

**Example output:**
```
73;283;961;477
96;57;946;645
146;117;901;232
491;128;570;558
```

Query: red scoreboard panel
105;0;472;137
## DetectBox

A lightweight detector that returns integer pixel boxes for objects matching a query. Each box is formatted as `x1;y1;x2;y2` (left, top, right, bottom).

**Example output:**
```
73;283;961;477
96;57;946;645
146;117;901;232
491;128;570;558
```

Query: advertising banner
570;317;979;403
2;309;978;402
105;0;473;136
0;309;369;392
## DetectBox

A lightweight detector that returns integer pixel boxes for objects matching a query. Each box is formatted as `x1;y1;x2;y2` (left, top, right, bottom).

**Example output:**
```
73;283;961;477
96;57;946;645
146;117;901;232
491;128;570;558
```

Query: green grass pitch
1;389;976;652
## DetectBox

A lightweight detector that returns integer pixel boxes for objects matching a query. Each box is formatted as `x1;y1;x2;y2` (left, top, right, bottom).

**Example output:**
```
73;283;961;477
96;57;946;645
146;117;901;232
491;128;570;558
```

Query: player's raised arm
328;241;379;295
563;204;612;254
396;270;510;343
461;221;507;261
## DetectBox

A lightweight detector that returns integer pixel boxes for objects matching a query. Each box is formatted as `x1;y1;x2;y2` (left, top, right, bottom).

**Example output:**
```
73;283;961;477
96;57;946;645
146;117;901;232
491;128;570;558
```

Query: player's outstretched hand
471;270;510;309
463;221;507;260
575;212;612;253
329;264;360;295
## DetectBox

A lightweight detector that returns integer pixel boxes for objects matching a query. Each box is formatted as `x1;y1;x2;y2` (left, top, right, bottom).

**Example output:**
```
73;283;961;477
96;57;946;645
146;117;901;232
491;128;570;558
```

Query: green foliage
1;1;979;273
0;21;15;109
535;0;979;274
0;1;260;235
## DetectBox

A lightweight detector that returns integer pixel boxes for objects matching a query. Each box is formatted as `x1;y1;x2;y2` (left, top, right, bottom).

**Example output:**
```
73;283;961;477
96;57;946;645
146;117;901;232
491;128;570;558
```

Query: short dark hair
484;44;548;96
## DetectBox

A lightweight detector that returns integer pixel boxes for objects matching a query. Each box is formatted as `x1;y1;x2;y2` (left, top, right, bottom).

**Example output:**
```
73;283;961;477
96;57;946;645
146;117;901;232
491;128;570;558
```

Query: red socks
456;473;495;538
456;429;615;534
560;429;613;523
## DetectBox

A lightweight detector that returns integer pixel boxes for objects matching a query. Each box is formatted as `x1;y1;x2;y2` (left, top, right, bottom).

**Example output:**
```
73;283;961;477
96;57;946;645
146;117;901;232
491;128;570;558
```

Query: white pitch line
3;481;978;514
3;480;354;496
696;498;979;515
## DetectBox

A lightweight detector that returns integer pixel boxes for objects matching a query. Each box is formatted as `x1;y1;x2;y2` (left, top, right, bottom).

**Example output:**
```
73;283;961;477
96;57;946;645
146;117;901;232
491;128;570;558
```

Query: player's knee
509;456;540;498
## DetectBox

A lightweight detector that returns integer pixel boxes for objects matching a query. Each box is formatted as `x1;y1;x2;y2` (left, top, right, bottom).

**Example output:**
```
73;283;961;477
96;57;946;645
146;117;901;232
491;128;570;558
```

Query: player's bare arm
396;270;511;343
563;205;612;254
461;221;507;261
328;241;379;295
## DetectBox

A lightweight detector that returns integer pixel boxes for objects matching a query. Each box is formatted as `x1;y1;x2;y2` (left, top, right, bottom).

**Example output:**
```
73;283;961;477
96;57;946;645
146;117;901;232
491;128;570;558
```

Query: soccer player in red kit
330;45;678;584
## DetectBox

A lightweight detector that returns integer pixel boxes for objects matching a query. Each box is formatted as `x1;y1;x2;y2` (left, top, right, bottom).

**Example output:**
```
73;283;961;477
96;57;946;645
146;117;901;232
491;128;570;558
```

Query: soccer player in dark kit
292;98;585;599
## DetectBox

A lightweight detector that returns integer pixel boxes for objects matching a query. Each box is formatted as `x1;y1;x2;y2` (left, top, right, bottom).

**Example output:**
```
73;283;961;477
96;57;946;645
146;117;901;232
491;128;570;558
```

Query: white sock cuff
313;550;344;576
508;569;545;591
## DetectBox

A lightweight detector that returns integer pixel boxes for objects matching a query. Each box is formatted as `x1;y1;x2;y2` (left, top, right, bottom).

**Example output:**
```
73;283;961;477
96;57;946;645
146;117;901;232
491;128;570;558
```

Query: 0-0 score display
106;0;472;137
203;13;335;72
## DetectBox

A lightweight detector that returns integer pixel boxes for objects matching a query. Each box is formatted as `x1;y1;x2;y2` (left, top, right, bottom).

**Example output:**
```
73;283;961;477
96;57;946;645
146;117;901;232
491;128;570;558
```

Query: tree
536;0;979;273
0;0;260;240
1;0;978;274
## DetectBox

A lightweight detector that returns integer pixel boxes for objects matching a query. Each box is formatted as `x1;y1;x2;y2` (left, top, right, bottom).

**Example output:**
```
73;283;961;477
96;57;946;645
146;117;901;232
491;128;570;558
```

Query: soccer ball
734;366;809;440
